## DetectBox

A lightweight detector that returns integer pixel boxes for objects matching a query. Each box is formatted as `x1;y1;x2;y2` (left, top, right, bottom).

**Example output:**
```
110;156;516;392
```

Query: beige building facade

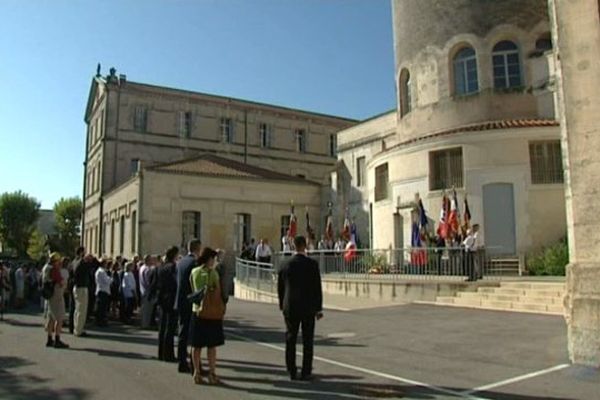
550;0;600;367
82;71;355;257
334;0;566;258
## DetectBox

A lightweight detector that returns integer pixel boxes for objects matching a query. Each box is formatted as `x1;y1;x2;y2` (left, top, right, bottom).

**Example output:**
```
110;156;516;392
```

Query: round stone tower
391;0;552;142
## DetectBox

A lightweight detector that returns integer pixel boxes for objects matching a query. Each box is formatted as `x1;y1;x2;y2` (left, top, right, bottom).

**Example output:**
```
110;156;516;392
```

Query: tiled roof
148;154;318;184
388;119;559;151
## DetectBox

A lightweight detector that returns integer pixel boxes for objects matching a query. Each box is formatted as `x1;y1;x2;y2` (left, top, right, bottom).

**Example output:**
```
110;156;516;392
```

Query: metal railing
235;247;518;293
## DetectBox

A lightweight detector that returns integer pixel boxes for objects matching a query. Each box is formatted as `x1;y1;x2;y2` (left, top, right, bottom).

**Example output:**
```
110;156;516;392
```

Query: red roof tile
386;119;559;152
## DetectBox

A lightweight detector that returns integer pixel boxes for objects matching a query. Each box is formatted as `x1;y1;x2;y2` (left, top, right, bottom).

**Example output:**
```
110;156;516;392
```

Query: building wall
391;0;553;144
84;78;354;199
366;126;566;255
139;171;322;256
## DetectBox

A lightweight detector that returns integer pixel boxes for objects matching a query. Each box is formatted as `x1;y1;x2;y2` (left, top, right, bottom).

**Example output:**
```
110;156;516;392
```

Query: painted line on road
461;363;570;395
225;327;488;400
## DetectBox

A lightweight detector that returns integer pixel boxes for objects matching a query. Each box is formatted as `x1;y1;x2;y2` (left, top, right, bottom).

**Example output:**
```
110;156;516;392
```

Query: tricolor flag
417;198;428;230
448;189;461;237
350;220;357;244
436;192;451;239
287;202;297;238
341;209;351;241
411;220;427;266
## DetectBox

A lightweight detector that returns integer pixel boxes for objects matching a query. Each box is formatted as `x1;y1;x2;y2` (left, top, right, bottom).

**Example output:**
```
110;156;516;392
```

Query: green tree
53;197;83;257
0;191;41;257
27;228;49;262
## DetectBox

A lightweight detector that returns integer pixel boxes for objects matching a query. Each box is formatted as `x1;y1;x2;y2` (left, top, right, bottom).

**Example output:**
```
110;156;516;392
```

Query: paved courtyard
1;299;598;400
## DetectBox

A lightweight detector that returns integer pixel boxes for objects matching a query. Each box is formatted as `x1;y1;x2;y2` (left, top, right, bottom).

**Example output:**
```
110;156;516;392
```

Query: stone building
82;71;355;258
549;0;600;368
333;0;566;260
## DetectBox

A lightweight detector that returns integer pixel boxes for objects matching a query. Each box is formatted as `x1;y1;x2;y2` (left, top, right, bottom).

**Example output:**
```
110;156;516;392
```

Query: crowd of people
1;235;327;385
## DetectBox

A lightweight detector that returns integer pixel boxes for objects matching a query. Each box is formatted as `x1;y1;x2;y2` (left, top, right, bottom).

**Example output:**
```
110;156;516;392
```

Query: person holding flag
324;202;334;246
436;191;451;240
448;187;462;244
287;201;297;239
305;207;316;251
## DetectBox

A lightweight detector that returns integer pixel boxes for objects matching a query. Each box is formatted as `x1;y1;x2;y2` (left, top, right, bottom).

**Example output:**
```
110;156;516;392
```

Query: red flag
325;207;334;241
436;193;451;239
448;189;460;236
341;209;351;241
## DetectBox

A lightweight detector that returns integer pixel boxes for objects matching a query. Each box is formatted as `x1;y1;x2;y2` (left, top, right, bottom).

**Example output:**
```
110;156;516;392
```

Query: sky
0;0;396;209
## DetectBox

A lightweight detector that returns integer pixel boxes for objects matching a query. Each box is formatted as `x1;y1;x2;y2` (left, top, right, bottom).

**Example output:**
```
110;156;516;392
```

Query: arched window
453;47;479;95
492;41;522;89
399;69;412;116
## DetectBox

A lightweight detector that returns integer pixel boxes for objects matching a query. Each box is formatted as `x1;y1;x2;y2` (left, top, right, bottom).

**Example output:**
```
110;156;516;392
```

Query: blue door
482;183;516;255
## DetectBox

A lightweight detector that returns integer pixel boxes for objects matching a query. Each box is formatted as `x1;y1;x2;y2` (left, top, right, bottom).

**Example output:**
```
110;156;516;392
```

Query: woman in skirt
189;247;225;385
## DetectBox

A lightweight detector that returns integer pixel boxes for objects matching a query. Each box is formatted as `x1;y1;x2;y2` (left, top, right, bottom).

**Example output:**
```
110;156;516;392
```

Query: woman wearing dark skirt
189;247;225;385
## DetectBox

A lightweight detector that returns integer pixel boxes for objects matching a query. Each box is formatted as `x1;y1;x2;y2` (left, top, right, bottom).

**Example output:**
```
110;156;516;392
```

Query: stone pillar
550;0;600;367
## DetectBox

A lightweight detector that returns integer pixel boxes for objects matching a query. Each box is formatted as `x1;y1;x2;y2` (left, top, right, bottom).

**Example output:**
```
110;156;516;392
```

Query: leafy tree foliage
0;191;40;257
53;197;82;257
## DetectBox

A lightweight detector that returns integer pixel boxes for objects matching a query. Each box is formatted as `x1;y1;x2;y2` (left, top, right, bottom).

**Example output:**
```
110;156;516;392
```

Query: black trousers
177;307;192;367
284;314;316;376
69;291;75;333
159;305;178;361
95;291;109;326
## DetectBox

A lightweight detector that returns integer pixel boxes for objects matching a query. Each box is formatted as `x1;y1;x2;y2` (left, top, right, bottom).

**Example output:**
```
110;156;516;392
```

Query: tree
27;228;49;262
0;191;41;258
53;197;82;257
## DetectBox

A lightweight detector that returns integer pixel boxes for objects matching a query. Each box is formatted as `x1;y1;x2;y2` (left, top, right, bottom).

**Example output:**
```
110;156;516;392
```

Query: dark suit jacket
155;262;177;310
175;254;197;312
278;253;323;319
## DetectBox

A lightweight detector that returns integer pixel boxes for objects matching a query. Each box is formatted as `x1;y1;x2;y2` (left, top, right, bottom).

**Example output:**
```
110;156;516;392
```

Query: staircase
435;281;565;315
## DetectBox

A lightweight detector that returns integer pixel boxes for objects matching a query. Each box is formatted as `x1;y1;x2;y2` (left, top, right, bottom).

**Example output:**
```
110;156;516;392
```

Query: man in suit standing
278;235;323;381
175;239;202;373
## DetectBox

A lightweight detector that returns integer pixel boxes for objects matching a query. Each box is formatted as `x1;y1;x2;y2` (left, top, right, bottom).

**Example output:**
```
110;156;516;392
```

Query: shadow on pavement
213;358;577;400
225;317;366;348
0;356;91;400
67;347;155;361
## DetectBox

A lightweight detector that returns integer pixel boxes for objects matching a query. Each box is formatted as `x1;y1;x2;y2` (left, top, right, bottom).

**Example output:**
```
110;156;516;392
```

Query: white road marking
461;363;571;394
326;332;356;339
225;327;488;399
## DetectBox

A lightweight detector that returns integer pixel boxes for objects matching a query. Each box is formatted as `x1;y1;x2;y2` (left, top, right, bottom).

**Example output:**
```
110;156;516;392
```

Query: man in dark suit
174;239;202;373
278;235;323;381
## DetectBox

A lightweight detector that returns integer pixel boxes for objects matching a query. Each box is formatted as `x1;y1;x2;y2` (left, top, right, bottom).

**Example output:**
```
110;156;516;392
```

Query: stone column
550;0;600;367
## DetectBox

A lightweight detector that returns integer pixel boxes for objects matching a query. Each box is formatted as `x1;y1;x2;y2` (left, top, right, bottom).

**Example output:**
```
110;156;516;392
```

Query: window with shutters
119;215;125;255
134;106;147;132
374;163;389;202
429;147;464;190
529;140;564;184
295;129;306;153
178;111;192;138
182;211;201;247
130;159;139;176
356;156;366;187
110;219;115;254
329;134;337;157
131;211;137;253
259;123;271;148
220;117;233;143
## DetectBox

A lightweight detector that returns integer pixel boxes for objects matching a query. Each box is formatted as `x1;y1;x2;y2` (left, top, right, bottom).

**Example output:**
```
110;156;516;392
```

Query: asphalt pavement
0;299;598;400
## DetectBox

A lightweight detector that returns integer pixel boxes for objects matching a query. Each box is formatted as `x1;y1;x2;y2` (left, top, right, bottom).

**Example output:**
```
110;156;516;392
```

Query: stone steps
434;280;565;315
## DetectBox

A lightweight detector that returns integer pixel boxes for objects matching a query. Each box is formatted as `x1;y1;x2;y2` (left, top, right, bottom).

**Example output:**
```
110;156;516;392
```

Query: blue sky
0;0;395;209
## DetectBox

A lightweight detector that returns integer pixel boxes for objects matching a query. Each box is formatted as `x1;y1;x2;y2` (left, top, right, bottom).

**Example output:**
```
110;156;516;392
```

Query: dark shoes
54;340;69;349
300;373;315;381
46;339;54;347
178;363;192;374
74;332;90;338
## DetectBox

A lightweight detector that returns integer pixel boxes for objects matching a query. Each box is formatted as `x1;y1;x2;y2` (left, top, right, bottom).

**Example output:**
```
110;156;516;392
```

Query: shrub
526;238;569;276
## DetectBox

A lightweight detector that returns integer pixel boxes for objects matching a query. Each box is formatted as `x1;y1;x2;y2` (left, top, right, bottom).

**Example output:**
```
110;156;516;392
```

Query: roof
147;154;320;185
385;118;559;153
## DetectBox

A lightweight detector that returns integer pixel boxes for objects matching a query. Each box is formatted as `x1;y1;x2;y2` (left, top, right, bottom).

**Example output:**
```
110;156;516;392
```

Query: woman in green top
189;247;225;385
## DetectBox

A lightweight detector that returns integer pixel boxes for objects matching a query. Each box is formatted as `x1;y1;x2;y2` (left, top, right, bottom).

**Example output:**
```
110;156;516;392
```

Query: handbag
186;286;206;305
198;281;225;320
41;280;55;300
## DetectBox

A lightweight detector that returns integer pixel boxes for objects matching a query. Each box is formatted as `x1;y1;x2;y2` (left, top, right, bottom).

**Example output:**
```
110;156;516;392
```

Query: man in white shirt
462;224;481;282
121;262;137;323
139;255;156;328
255;239;273;264
94;261;112;327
